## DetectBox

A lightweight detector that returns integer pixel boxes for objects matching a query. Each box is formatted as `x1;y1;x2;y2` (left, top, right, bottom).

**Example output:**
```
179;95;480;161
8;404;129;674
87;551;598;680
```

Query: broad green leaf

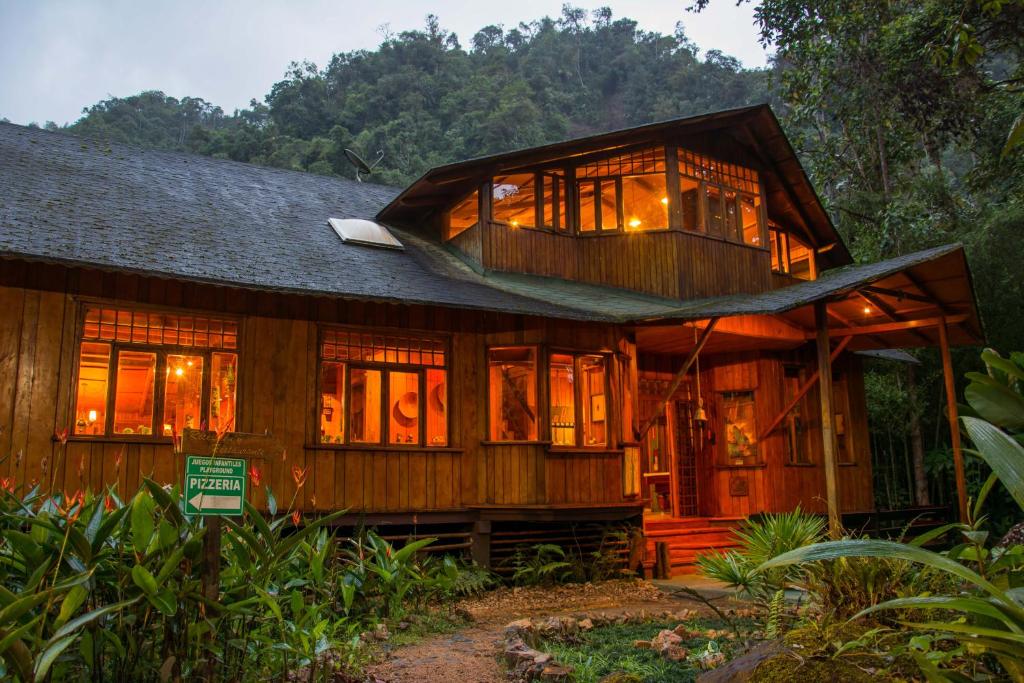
964;375;1024;430
1002;111;1024;159
56;584;88;627
131;491;155;552
392;537;436;565
962;416;1024;510
50;598;137;641
0;615;41;656
131;564;158;596
149;590;177;616
33;634;76;680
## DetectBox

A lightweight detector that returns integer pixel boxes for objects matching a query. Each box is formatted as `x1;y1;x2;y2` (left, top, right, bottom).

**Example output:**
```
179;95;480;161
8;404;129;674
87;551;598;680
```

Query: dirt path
364;580;718;683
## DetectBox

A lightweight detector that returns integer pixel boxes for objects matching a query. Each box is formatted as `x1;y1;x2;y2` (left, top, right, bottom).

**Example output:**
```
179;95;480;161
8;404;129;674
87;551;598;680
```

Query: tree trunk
907;365;931;505
876;125;891;201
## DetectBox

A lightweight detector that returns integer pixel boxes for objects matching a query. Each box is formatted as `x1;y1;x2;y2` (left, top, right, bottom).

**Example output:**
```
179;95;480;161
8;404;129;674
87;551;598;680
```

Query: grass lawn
539;618;747;683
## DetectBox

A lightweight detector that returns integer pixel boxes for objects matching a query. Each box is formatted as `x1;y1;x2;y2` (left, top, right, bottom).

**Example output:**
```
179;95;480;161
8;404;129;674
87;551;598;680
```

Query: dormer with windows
379;106;847;300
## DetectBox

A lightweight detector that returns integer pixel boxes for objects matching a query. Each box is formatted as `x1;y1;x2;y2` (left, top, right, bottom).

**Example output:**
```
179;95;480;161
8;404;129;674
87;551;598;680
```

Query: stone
650;629;683;653
664;645;689;662
397;621;410;631
373;623;390;640
696;642;785;683
539;664;572;681
505;618;534;636
672;624;695;638
633;640;652;649
577;618;594;631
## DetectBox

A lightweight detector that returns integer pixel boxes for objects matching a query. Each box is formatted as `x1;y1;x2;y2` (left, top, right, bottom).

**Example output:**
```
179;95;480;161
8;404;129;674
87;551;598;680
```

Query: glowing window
447;190;479;239
492;173;537;228
549;352;608;448
720;391;759;465
488;347;538;441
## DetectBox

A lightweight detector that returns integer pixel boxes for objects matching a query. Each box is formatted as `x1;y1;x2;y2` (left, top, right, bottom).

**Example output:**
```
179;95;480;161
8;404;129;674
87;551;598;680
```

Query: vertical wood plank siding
475;222;772;299
0;263;628;513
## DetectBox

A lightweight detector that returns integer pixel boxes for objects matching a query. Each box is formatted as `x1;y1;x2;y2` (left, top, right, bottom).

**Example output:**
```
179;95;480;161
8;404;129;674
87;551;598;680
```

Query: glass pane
113;351;156;435
163;354;204;436
349;368;382;444
488;347;538;441
542;175;555;228
448;190;478;238
783;367;808;464
600;179;618;231
770;229;789;273
557;178;568;231
426;368;447;446
549;353;576;446
388;371;419;445
577;181;597;232
722;391;758;464
210;352;237;435
580;356;607;447
740;193;762;246
319;361;345;444
492;173;536;228
724;191;740;241
680;177;701;231
74;342;110;435
621;174;668;231
706;185;724;236
789;234;813;280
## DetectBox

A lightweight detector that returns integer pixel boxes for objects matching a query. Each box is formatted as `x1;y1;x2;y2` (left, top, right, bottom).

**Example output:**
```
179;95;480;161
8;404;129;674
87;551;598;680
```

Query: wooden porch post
814;301;842;537
937;317;968;523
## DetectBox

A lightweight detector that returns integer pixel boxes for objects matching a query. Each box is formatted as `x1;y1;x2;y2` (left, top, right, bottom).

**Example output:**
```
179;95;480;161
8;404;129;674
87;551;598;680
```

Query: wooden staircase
642;516;744;576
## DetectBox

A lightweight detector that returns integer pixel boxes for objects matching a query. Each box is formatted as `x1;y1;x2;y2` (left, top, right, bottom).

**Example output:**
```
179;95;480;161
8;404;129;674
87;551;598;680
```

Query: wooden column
938;317;968;523
814;301;841;537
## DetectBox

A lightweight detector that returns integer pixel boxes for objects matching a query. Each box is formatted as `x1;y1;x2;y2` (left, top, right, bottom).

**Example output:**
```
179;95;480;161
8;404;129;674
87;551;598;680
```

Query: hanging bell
693;399;708;426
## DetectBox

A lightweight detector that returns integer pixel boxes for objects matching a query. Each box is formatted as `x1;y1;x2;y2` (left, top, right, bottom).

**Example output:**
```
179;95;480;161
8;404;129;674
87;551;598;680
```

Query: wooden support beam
638;318;719;440
856;289;933;345
938;318;968;523
809;313;968;340
759;335;852;440
815;301;842;538
861;284;934;306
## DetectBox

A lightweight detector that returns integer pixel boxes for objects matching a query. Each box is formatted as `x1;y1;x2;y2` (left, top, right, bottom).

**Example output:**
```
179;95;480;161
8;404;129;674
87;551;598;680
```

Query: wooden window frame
443;187;481;240
316;326;450;449
716;389;762;467
485;344;542;444
547;349;613;450
69;302;241;442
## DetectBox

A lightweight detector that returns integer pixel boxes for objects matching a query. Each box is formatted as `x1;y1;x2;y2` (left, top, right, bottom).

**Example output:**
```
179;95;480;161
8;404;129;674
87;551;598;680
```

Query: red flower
54;428;69;445
0;477;13;492
248;465;263;488
104;495;116;512
291;509;301;526
291;466;308;489
62;490;84;523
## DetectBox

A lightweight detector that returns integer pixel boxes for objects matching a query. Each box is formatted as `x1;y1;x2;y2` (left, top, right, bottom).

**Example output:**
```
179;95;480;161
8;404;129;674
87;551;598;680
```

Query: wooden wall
462;222;772;300
638;350;875;517
0;260;630;515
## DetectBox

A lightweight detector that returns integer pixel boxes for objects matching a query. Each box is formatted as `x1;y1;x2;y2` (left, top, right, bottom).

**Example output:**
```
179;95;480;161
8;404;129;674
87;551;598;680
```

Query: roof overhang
633;243;983;355
377;104;852;269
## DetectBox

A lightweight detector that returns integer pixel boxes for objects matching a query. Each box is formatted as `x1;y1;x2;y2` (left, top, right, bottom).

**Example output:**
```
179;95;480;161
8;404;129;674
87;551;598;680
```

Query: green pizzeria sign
184;455;246;516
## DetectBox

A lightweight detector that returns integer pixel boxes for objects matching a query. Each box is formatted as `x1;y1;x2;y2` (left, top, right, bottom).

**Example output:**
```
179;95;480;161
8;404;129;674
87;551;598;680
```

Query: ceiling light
175;367;184;377
863;306;871;314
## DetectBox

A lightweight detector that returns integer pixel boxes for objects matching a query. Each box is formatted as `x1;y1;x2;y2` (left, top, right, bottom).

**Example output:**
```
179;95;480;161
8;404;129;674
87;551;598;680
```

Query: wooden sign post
180;429;284;677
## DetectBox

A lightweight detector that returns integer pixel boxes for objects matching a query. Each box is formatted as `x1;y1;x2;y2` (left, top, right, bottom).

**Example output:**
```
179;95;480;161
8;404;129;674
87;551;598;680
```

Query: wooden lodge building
0;105;983;574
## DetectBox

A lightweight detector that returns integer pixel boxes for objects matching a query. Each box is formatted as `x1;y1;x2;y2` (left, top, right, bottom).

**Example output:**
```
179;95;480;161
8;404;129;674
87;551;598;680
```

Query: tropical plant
507;543;573;586
759;348;1024;681
340;529;437;619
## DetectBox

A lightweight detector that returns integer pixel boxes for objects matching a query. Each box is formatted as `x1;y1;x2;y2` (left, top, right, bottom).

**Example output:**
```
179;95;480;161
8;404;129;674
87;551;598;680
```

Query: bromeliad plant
760;348;1024;681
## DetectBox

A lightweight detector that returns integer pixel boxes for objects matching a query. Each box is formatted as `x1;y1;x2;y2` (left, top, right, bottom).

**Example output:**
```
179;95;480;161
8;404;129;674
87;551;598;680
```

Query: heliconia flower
55;428;69;445
248;465;262;487
0;477;13;492
291;466;308;489
104;495;116;512
291;509;301;526
62;490;84;522
114;447;124;470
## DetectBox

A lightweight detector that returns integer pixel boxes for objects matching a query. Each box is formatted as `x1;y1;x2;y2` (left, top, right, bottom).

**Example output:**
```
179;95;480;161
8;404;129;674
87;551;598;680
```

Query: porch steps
642;516;743;577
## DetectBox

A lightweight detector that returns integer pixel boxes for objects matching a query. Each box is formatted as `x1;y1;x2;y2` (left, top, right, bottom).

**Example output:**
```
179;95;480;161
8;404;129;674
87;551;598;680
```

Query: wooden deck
642;514;744;576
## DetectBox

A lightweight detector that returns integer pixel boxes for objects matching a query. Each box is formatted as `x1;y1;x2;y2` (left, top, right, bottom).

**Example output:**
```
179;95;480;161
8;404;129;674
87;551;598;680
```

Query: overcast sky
0;1;770;126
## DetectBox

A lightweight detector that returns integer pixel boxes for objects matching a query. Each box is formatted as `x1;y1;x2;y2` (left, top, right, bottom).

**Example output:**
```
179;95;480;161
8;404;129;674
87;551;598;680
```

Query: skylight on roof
328;218;404;250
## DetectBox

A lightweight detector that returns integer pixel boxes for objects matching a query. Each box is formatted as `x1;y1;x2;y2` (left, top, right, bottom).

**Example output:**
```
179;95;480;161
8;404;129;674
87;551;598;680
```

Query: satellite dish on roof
343;148;384;182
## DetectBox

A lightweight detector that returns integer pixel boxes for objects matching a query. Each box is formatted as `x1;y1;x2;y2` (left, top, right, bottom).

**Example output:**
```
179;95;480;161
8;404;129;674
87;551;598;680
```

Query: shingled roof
0;122;980;336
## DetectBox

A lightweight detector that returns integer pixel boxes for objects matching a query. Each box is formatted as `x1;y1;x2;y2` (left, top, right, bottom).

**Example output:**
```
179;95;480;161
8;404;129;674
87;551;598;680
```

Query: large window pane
740;193;762;246
580;356;607;447
209;352;237;434
622;174;668;231
549;354;576;446
680;177;701;232
349;368;382;444
163;354;204;436
724;190;740;241
706;185;724;236
578;181;597;232
320;361;345;444
113;351;156;435
388;371;420;445
74;342;110;435
448;190;478;239
600;179;618;231
492;173;536;227
426;368;447;446
488;347;538;441
721;391;758;465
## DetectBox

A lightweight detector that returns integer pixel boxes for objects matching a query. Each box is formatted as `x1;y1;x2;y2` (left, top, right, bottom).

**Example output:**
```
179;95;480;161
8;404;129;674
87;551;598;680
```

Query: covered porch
629;244;983;572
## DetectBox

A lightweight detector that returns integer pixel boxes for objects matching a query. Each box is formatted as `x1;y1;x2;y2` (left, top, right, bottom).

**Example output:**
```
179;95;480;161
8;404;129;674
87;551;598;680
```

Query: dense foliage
9;5;1024;512
0;459;489;682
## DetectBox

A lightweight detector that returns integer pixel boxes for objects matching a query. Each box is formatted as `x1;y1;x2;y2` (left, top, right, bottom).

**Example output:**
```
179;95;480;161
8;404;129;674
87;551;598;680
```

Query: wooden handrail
759;335;851;441
637;318;719;441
